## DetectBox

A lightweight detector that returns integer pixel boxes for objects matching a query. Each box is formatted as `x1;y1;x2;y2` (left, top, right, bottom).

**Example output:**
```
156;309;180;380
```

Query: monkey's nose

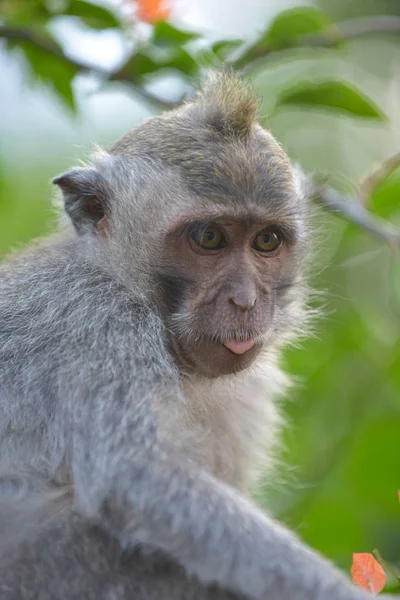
228;290;257;312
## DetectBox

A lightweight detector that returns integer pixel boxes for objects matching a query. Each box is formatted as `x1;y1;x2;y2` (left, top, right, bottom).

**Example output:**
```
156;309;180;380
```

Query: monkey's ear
53;167;109;235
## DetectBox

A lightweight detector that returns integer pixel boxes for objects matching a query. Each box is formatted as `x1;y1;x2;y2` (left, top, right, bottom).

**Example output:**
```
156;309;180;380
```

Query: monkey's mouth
172;331;262;376
222;339;255;355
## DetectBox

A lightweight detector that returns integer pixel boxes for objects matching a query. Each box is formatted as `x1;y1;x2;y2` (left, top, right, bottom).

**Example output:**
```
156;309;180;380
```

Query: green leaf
152;22;200;47
127;46;198;80
371;168;400;219
126;51;161;79
19;39;78;110
211;39;243;60
389;258;400;312
163;47;198;76
266;6;332;49
1;0;51;24
276;81;385;119
65;0;120;30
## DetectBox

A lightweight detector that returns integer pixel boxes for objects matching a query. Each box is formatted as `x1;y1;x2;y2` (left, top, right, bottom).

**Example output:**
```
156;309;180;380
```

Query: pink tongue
223;340;255;355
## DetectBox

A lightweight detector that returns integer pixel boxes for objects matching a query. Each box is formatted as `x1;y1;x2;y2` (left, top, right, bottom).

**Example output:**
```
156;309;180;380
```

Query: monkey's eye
252;229;282;253
191;225;226;250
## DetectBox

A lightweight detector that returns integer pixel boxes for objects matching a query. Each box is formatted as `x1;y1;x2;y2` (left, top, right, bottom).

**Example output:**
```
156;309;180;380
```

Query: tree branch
337;15;400;39
2;21;400;247
316;185;400;250
358;151;400;206
0;25;96;72
3;15;400;107
0;25;176;110
234;15;400;71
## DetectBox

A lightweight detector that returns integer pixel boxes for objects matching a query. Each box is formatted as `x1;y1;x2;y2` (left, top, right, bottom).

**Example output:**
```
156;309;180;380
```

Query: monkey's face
54;76;309;378
158;209;304;378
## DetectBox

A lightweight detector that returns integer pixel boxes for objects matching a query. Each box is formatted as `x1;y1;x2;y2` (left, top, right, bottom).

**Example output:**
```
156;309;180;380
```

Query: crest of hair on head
197;71;260;139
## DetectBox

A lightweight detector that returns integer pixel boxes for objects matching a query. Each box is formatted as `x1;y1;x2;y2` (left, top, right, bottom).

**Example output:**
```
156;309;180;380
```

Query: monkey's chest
163;372;281;491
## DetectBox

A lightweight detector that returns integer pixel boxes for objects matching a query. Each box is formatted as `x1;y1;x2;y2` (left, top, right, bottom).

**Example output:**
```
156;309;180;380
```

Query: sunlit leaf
124;51;160;79
163;47;198;76
152;22;200;46
351;553;386;594
277;81;385;119
370;168;400;219
211;39;243;60
126;46;197;80
65;0;120;29
0;0;51;24
265;6;332;49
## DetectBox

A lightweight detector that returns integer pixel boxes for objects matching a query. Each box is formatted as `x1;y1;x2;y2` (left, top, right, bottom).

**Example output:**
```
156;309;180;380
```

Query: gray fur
0;73;391;600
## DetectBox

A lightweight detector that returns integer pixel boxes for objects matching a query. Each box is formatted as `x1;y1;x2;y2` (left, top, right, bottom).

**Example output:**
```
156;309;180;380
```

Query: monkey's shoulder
0;241;167;373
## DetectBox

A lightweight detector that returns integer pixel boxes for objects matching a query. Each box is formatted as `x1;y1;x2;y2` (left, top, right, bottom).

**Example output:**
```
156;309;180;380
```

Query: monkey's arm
68;325;373;600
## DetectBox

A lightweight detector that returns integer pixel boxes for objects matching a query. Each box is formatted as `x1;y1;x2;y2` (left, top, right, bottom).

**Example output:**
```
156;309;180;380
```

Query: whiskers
166;278;320;356
166;311;268;347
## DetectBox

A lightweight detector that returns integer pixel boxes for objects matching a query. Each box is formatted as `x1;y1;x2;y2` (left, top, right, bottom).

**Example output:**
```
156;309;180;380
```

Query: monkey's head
54;73;309;378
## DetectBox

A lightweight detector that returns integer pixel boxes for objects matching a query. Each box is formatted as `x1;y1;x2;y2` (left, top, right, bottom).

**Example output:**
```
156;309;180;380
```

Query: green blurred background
0;0;399;590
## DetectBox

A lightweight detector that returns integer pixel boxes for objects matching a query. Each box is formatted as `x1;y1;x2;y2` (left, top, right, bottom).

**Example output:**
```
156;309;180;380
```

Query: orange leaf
351;553;386;595
136;0;170;23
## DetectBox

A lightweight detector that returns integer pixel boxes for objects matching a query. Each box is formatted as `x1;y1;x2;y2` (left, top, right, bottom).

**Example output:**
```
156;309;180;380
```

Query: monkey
0;72;393;600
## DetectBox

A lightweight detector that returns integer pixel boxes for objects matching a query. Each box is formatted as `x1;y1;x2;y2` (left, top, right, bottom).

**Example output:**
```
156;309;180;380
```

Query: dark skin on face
159;211;296;378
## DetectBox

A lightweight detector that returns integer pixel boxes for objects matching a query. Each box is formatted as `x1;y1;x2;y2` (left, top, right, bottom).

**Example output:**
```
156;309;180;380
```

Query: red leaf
351;553;386;595
136;0;170;23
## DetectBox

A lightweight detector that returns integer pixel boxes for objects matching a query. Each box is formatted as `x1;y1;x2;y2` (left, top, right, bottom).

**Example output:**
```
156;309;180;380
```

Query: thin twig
108;67;182;110
109;74;181;110
0;25;97;72
0;25;176;110
338;15;400;39
373;548;400;582
2;21;400;246
234;15;400;71
316;186;400;250
358;151;400;206
3;15;400;105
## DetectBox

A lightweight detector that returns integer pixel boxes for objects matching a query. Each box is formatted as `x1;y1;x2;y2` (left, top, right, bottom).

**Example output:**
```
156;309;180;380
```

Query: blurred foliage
276;80;384;119
0;0;399;590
